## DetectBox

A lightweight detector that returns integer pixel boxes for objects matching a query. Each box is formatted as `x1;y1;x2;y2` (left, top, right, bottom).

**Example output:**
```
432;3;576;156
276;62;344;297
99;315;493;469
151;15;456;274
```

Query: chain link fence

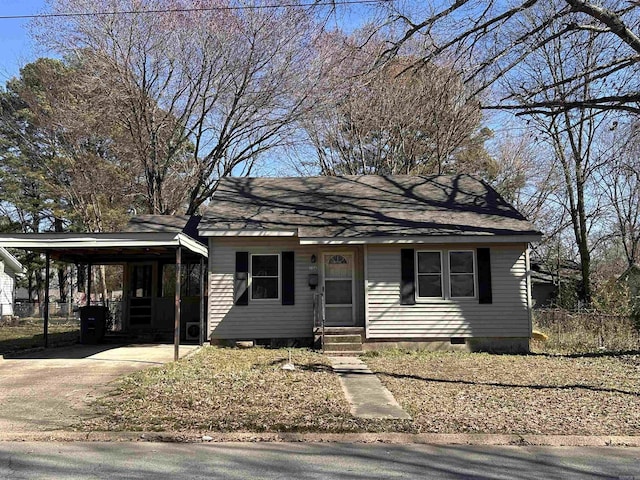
533;308;640;353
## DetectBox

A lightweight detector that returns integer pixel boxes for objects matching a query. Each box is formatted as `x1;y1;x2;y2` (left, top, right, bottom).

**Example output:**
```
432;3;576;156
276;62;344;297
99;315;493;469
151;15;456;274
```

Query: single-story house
0;174;541;354
0;247;24;318
199;175;541;353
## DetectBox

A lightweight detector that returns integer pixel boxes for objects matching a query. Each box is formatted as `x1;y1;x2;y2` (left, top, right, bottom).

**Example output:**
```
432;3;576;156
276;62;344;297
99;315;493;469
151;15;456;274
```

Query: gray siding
366;243;531;338
209;238;319;339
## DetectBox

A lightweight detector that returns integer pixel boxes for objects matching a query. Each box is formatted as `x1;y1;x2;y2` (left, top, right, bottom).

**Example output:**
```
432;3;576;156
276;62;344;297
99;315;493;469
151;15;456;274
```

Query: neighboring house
531;270;556;308
619;264;640;312
0;247;24;318
530;262;557;308
619;263;640;298
199;175;542;352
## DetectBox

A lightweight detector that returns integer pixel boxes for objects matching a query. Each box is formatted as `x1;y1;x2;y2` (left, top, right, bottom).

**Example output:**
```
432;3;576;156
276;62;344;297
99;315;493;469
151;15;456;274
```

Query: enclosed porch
0;216;208;359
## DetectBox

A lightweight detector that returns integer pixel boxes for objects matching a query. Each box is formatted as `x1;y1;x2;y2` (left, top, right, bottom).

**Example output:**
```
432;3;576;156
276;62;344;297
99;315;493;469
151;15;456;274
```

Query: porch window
250;254;279;300
449;251;476;298
416;251;443;298
162;263;203;297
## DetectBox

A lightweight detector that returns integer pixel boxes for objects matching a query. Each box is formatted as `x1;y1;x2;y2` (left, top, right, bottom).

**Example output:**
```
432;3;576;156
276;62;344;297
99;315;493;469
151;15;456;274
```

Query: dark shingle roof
126;215;203;240
200;175;541;239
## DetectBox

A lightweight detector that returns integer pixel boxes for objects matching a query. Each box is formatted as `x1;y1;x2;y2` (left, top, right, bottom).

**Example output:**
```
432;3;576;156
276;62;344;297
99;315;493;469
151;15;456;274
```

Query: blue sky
0;0;379;85
0;0;48;82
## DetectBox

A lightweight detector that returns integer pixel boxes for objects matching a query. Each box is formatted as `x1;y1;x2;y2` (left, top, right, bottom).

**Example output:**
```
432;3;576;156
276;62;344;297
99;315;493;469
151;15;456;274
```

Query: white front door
322;252;355;326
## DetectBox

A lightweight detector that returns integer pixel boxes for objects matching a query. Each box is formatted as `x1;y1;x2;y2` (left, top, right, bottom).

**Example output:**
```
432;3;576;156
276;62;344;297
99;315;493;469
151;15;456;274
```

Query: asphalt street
0;442;638;479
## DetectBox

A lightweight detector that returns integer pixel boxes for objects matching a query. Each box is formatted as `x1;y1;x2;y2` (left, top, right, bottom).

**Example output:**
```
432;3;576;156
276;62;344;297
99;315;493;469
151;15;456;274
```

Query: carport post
44;251;50;348
199;256;205;346
174;246;182;361
87;263;92;306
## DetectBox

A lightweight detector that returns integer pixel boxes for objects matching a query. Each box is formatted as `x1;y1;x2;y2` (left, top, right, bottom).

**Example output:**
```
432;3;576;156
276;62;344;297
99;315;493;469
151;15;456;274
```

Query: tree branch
564;0;640;53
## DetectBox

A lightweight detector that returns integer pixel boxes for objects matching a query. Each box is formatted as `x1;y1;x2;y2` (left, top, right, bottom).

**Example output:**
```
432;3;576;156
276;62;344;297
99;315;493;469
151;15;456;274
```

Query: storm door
322;253;355;326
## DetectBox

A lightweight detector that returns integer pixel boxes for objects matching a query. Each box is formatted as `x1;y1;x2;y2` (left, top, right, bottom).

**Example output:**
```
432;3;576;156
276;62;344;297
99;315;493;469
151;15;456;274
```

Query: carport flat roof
0;231;208;262
0;215;208;262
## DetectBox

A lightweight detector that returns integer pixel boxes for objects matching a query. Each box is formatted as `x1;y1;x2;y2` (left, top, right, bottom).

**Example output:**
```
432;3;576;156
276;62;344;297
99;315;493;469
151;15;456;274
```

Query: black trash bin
79;306;108;344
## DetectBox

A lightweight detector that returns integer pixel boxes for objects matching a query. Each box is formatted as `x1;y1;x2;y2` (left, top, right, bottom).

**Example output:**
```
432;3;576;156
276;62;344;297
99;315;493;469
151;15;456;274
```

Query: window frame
161;262;204;298
249;253;281;301
447;250;477;299
414;249;478;302
415;250;444;300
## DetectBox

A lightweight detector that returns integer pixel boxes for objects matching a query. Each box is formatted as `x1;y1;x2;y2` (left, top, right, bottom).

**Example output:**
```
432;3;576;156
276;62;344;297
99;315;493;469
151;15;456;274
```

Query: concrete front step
324;350;364;356
323;334;363;344
323;342;363;352
315;327;364;354
314;327;364;335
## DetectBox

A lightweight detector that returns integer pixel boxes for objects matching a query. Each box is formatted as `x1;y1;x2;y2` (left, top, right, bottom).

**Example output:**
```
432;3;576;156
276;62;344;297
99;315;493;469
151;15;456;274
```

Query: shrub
533;308;640;354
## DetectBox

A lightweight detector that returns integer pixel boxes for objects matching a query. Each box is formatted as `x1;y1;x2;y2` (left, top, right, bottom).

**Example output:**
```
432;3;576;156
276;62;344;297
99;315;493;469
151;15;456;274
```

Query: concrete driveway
0;344;198;433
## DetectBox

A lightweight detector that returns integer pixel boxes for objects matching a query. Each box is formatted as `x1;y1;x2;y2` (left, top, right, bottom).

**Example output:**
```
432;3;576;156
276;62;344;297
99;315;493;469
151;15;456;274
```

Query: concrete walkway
328;356;411;420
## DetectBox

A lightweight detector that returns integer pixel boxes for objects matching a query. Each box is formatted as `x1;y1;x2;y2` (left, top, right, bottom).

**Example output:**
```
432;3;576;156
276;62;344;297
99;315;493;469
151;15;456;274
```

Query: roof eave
198;229;298;237
0;247;24;273
0;232;208;258
298;233;543;245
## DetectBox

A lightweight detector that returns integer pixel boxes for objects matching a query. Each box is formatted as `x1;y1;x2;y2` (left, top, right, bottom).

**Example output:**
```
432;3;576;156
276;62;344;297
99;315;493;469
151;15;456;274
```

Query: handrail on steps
313;292;325;353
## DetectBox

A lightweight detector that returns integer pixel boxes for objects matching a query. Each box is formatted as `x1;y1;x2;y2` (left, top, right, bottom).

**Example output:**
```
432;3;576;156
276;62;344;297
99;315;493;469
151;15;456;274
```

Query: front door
323;252;355;326
128;263;153;327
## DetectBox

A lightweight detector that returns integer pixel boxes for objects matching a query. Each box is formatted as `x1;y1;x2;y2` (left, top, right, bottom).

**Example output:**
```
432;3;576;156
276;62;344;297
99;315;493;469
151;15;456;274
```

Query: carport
0;215;208;360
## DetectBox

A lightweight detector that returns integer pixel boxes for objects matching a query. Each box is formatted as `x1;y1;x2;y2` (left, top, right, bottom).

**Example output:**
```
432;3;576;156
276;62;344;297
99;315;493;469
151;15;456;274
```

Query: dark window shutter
234;252;249;306
400;249;416;305
281;251;295;305
477;248;492;304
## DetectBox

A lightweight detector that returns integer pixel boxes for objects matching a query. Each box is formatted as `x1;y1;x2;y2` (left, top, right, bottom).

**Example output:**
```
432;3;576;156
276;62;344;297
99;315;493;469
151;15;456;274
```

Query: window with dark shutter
281;251;295;305
448;251;475;298
400;248;416;305
234;252;249;306
477;248;493;304
417;251;444;298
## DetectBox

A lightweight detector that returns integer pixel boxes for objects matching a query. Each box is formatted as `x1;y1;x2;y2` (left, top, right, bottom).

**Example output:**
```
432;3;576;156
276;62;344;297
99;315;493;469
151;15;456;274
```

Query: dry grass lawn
365;350;640;435
85;346;640;435
0;323;79;355
85;347;406;433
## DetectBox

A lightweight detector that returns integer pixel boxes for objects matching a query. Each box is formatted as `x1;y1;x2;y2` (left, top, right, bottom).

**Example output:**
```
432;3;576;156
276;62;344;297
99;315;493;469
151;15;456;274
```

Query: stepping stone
328;356;411;420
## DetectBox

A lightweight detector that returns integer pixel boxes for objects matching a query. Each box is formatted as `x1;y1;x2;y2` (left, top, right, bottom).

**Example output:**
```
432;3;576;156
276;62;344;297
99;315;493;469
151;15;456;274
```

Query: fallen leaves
365;351;640;435
84;347;640;435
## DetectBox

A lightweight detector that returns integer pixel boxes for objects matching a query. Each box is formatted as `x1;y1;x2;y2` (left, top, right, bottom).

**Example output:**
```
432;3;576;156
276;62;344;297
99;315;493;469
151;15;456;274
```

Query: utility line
0;0;394;20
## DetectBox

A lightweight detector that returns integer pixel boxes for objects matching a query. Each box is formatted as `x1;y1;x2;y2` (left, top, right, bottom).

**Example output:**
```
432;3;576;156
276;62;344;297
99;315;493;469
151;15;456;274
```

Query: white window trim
414;249;478;302
249;253;281;302
448;250;477;299
415;250;444;300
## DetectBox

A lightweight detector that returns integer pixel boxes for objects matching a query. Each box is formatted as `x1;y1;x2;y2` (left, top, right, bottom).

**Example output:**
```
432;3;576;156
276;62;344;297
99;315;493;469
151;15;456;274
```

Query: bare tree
377;0;640;114
36;0;325;214
303;31;488;176
505;4;618;304
597;121;640;267
488;132;559;222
